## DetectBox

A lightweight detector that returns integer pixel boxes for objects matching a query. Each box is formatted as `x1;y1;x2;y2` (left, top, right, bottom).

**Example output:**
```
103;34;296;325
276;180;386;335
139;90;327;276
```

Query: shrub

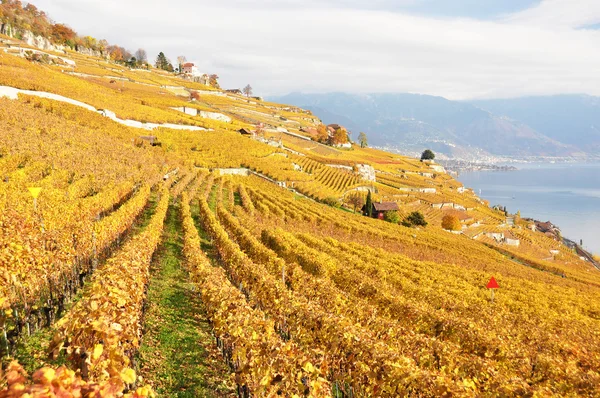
322;197;341;208
442;214;462;231
403;211;427;227
384;211;400;224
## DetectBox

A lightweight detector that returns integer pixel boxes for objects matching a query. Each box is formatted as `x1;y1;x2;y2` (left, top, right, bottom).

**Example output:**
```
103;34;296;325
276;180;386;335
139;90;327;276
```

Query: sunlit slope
1;41;599;396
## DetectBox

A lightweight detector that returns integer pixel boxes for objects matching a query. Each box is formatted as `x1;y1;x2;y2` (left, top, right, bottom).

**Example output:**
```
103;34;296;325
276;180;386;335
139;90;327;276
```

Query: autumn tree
315;124;329;144
50;24;76;47
209;74;220;88
330;128;349;146
347;192;365;213
442;214;462;231
243;84;253;98
358;132;368;148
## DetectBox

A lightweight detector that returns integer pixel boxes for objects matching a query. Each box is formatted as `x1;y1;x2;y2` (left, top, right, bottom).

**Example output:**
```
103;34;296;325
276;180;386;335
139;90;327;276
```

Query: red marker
487;277;499;289
487;277;499;302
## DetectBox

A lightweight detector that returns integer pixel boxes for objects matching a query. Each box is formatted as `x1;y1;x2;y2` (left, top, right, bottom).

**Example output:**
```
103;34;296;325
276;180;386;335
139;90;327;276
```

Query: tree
402;211;427;227
442;214;462;231
209;74;220;89
176;55;187;72
135;48;147;65
315;124;329;144
365;190;373;217
51;24;76;47
243;84;253;98
421;149;435;160
330;128;349;146
358;132;368;148
155;52;170;70
384;210;400;224
347;192;365;213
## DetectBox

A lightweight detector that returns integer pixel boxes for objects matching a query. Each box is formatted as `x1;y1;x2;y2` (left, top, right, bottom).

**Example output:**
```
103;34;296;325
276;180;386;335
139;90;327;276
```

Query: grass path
137;201;235;397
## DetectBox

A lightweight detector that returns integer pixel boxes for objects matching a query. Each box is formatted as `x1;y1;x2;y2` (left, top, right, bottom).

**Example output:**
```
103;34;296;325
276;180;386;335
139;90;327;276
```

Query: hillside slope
1;25;600;397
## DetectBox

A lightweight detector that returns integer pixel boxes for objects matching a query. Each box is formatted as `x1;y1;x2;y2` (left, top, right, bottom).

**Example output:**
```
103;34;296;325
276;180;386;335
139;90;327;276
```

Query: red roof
183;62;195;67
373;202;399;212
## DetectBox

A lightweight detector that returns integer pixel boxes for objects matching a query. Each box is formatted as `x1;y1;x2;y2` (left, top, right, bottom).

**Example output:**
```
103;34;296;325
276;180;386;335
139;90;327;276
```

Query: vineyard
1;27;600;398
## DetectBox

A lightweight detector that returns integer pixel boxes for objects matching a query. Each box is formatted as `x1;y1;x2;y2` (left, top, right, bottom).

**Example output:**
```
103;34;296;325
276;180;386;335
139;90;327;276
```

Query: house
485;231;505;241
429;164;446;173
300;126;317;135
535;220;561;241
504;231;520;246
447;211;474;225
226;89;243;95
363;201;400;220
182;62;201;77
326;124;343;133
334;142;352;149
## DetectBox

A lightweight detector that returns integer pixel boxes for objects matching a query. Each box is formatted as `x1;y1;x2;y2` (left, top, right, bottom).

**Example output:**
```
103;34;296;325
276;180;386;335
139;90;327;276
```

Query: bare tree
347;192;365;213
243;84;253;98
177;55;187;72
134;48;147;65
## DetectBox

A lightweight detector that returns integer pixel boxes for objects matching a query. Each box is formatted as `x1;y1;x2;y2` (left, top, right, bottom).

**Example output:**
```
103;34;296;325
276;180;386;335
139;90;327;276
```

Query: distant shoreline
457;162;600;254
438;160;518;174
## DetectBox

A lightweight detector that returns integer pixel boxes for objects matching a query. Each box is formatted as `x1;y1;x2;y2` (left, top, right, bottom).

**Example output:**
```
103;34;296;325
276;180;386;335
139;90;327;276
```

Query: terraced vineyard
1;24;600;397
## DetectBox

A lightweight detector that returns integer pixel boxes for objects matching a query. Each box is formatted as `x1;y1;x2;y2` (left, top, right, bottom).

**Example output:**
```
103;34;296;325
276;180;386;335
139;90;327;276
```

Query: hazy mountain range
270;93;600;159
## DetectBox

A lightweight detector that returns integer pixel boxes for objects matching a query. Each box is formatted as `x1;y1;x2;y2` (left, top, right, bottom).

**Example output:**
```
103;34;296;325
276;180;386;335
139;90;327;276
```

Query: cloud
505;0;600;29
30;0;600;99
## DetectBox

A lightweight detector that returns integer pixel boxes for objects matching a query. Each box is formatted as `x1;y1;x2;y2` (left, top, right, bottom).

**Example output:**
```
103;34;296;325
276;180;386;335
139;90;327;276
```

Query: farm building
504;231;521;246
363;201;400;220
239;128;254;136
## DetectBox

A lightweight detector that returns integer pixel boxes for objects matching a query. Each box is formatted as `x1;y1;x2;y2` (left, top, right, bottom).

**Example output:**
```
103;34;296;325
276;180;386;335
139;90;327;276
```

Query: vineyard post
28;187;43;231
1;316;8;355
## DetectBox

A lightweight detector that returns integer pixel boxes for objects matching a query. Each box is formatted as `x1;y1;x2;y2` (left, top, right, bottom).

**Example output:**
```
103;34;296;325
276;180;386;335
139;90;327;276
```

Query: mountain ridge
271;92;593;159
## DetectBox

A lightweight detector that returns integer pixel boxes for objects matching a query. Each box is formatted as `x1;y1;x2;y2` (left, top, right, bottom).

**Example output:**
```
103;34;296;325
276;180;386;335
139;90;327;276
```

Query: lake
457;163;600;254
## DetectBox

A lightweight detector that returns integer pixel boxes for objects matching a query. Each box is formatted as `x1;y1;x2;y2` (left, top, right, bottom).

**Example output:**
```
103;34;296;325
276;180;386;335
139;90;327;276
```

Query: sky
30;0;600;100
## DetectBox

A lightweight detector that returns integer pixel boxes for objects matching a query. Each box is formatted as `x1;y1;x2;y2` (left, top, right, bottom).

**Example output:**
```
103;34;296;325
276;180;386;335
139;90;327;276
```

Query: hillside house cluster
532;220;562;241
180;62;209;84
464;225;521;246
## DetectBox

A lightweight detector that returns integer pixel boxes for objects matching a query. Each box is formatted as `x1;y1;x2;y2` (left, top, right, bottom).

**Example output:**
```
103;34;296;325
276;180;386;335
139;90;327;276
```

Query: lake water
457;163;600;254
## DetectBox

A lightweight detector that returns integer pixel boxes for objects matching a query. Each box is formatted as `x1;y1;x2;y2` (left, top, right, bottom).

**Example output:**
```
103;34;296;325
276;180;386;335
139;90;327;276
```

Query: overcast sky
31;0;600;99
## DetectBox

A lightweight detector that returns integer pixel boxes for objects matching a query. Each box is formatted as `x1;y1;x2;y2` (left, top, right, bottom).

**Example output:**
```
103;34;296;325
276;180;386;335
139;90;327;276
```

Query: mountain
270;92;583;159
470;95;600;152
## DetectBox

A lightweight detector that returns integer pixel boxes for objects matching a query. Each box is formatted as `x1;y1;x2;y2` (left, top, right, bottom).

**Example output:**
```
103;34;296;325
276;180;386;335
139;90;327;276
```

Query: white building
182;62;202;77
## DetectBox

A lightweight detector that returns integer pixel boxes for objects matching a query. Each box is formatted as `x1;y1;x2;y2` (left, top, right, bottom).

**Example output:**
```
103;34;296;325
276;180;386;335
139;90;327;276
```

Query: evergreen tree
155;52;170;70
421;149;435;160
365;190;373;217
